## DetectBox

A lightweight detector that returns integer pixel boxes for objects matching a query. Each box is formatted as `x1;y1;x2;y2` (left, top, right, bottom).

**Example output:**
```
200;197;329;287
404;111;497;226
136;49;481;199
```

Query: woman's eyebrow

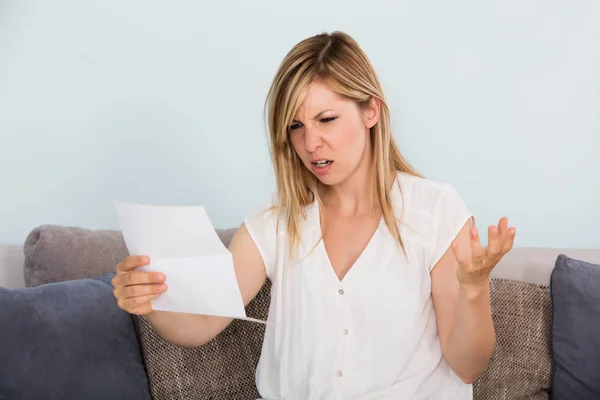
311;109;335;119
292;109;336;123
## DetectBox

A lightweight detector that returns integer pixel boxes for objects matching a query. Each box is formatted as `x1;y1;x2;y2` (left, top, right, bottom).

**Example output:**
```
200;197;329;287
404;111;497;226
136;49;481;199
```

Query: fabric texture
135;281;270;400
245;172;473;399
0;272;151;400
473;279;552;399
550;254;600;399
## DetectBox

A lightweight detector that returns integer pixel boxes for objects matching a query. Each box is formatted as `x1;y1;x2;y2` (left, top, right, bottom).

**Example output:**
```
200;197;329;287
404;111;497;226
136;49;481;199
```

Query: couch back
0;245;25;289
4;227;598;289
6;225;600;399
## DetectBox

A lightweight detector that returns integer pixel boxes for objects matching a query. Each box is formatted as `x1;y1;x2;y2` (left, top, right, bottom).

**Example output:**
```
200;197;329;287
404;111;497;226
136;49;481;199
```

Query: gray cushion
24;225;129;287
23;225;236;287
550;255;600;399
0;273;151;400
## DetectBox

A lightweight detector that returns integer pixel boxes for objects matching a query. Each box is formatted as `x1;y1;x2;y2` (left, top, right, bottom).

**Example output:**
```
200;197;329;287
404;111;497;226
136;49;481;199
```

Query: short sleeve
428;184;473;271
243;195;278;280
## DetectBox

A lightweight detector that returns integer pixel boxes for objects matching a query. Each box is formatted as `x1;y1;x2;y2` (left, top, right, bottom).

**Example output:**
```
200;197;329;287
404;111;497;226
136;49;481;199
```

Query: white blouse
244;172;473;400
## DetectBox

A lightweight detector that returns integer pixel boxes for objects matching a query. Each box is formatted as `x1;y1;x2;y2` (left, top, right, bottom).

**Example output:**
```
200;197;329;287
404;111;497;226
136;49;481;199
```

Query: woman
112;31;516;399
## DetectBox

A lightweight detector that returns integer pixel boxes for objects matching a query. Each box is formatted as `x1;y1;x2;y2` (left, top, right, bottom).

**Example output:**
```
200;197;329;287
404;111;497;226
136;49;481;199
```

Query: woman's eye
289;123;302;131
320;117;337;124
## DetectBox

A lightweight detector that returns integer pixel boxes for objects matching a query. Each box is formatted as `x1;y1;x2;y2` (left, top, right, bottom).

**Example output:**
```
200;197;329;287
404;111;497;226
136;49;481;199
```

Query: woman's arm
431;217;515;383
147;223;267;348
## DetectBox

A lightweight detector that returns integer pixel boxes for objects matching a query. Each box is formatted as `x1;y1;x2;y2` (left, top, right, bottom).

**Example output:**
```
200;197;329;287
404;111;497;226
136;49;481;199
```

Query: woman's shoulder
394;171;472;268
394;171;460;211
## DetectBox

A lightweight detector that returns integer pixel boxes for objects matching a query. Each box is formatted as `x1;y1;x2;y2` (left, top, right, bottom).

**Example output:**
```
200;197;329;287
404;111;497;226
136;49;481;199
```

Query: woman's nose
304;127;323;153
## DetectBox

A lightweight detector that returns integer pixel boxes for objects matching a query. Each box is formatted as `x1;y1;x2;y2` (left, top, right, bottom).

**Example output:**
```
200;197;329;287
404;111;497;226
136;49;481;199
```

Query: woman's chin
306;163;349;187
314;173;343;187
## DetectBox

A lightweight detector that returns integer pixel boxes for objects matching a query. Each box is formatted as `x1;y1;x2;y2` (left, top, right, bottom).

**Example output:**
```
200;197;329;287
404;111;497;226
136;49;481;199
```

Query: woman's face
289;80;379;187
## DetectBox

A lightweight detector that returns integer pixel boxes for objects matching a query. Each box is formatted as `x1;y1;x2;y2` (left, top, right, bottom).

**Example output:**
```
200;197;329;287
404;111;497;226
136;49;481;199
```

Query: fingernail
471;227;478;237
156;273;165;282
158;284;167;291
452;242;458;249
141;256;149;263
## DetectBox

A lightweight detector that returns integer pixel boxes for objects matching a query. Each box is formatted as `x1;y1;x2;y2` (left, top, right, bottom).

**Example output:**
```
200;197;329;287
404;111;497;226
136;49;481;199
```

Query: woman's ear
362;97;381;129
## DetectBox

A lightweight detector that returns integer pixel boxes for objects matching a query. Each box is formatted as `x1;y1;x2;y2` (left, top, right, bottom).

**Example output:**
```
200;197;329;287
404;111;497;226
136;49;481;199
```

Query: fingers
501;226;516;254
451;241;468;268
486;225;501;256
495;217;516;255
112;271;165;287
469;227;485;266
113;283;167;300
116;255;150;273
497;217;509;235
112;255;167;316
456;217;516;285
452;225;484;269
117;293;161;315
113;283;167;315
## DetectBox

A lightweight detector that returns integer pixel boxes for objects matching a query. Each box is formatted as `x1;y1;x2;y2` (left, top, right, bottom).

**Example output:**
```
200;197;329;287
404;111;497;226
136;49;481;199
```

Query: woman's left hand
452;217;516;286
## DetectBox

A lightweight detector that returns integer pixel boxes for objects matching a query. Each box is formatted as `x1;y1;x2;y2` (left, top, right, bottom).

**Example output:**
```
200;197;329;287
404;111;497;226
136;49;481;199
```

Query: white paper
115;200;267;324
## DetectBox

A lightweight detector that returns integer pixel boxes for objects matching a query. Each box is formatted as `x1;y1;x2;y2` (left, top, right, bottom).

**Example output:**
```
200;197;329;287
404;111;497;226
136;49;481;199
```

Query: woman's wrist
459;278;491;302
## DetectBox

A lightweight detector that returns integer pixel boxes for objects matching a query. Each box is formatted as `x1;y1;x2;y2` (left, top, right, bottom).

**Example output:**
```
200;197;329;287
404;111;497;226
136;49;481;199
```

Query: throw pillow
550;254;600;399
0;273;151;400
23;225;129;287
473;279;552;400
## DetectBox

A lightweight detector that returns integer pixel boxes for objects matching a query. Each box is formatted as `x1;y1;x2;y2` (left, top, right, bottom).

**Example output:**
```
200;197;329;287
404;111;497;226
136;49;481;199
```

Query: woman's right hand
111;255;168;315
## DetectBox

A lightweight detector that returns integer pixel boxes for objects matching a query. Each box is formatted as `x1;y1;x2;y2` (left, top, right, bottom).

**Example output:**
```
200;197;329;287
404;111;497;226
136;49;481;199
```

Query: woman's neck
319;154;379;217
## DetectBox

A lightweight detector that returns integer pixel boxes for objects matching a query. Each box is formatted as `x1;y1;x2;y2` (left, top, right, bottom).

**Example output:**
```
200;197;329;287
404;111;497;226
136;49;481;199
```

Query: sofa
1;224;599;400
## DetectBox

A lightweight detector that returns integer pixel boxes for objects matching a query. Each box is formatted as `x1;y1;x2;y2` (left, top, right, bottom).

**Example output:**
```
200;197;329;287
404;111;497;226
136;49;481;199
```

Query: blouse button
343;329;349;335
338;288;345;295
336;370;343;377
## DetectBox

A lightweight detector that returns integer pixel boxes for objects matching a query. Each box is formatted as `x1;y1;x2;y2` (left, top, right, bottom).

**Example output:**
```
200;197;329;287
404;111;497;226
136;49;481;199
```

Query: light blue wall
1;1;599;247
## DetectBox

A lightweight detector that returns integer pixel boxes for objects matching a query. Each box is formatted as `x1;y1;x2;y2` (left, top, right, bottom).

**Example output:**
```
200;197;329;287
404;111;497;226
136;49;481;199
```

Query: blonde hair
264;31;422;255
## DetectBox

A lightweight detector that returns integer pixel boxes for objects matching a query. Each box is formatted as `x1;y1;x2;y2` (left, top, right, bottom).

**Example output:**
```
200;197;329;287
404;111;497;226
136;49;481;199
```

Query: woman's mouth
311;160;333;175
312;160;333;168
